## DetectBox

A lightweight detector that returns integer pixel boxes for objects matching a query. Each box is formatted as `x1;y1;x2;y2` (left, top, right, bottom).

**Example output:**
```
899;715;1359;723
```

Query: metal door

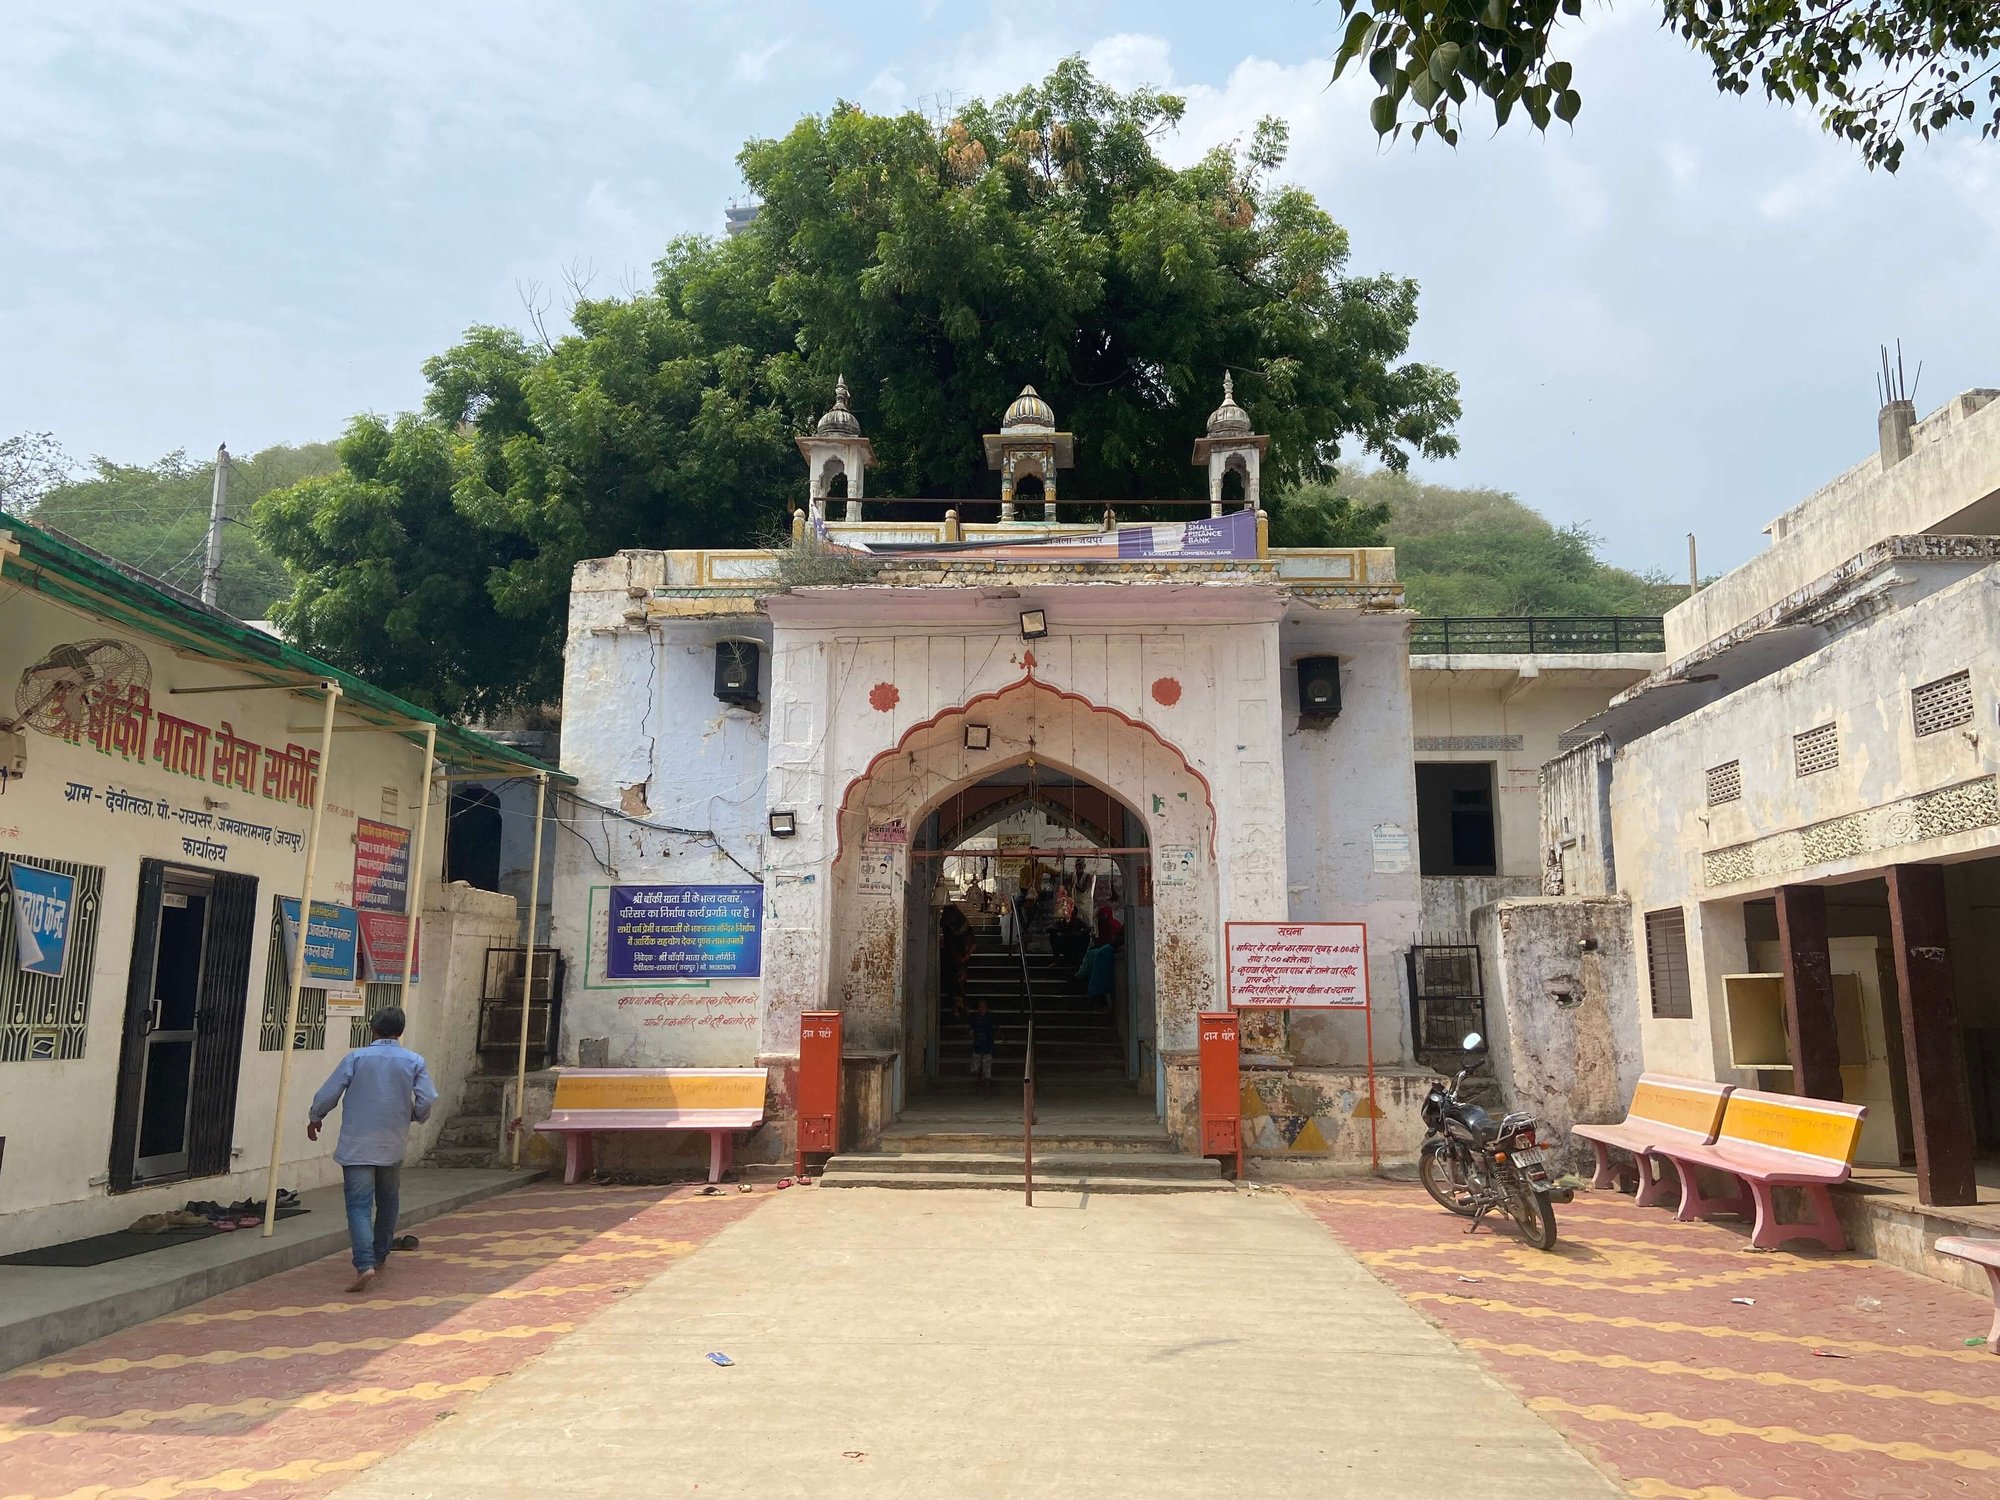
133;873;213;1180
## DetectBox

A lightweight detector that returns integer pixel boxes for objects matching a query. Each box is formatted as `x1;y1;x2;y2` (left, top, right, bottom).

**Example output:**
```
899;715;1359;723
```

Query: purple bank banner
606;884;763;980
1115;508;1258;560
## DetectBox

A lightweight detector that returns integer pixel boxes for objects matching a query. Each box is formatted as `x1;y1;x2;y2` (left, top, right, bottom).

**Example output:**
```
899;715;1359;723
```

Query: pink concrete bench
1934;1237;2000;1354
1572;1075;1734;1209
535;1068;768;1185
1649;1087;1867;1252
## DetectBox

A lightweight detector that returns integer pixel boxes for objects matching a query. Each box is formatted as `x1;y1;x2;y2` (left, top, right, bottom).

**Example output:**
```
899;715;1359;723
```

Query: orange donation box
1198;1010;1242;1178
796;1010;843;1171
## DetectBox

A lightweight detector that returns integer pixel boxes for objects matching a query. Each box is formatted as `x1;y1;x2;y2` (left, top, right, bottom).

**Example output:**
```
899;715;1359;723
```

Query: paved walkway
0;1182;757;1500
331;1185;1616;1499
1297;1179;2000;1500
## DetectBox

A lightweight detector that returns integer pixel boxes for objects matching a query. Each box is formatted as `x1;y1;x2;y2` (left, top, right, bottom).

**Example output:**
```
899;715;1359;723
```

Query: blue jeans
341;1163;403;1272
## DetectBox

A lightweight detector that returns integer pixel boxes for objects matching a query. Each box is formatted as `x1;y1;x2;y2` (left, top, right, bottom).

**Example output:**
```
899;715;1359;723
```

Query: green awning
0;515;571;783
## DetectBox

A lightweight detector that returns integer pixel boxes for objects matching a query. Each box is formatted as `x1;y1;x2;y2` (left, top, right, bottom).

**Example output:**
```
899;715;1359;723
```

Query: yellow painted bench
1571;1074;1734;1209
535;1068;768;1185
1649;1087;1867;1252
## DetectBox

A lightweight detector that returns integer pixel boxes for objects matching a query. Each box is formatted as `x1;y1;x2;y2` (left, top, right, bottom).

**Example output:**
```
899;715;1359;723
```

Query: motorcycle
1418;1032;1570;1252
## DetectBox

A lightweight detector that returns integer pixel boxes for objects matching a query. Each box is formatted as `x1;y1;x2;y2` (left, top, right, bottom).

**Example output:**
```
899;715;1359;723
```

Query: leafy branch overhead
1331;0;2000;170
249;59;1461;717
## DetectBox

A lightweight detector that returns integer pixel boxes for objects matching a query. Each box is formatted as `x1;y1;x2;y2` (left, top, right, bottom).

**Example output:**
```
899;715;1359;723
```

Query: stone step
874;1126;1170;1153
458;1075;511;1115
425;1145;502;1169
435;1114;500;1150
817;1168;1232;1194
826;1150;1208;1179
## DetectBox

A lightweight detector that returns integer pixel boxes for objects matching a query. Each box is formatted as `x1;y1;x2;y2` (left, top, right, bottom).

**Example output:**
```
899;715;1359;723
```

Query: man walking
308;1006;436;1293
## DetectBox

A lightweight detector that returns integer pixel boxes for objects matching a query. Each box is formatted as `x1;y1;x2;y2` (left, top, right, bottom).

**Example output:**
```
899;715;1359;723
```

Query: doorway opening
1415;761;1498;876
110;862;259;1191
905;764;1153;1098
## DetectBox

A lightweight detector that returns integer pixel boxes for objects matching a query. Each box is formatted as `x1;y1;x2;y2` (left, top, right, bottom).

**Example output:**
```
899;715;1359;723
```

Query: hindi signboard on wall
1225;922;1369;1009
278;898;361;987
353;818;413;913
606;884;763;980
358;912;421;984
8;861;75;978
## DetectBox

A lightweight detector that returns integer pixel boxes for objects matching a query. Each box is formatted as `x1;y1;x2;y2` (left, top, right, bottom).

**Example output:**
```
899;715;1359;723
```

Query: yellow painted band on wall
1630;1081;1729;1137
1721;1095;1863;1163
552;1073;765;1112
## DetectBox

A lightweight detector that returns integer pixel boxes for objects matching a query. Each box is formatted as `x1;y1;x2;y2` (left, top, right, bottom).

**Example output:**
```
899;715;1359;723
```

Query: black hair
371;1006;408;1039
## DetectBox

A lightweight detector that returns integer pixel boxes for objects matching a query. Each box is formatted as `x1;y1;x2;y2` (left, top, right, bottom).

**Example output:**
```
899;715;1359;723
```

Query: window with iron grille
1644;908;1693;1019
1911;670;1973;737
1705;760;1741;806
1793;723;1839;777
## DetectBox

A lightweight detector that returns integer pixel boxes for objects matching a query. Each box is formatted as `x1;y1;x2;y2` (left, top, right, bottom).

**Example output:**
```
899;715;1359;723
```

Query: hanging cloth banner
815;507;1258;563
8;861;75;978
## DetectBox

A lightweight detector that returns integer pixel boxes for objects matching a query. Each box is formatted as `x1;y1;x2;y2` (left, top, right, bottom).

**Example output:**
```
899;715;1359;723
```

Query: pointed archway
820;678;1220;1120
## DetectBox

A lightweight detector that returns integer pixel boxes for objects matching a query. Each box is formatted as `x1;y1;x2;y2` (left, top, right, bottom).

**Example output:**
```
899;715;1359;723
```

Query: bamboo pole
262;682;342;1237
397;724;437;996
509;771;550;1166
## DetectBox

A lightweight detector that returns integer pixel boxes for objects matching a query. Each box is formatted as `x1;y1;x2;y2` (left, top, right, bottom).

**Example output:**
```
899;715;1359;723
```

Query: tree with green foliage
256;59;1460;715
25;442;337;619
0;432;74;517
1331;0;2000;171
1323;468;1685;616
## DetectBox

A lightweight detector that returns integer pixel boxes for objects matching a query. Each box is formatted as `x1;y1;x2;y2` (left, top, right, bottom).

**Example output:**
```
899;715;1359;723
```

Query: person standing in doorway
939;905;976;1021
308;1006;437;1293
968;997;998;1090
1078;933;1118;1016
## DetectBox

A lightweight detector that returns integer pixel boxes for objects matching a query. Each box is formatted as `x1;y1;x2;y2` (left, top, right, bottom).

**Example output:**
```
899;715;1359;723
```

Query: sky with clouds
5;0;1996;576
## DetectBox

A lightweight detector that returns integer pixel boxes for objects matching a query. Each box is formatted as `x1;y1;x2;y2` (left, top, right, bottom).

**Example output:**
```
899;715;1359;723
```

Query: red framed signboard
1225;922;1369;1009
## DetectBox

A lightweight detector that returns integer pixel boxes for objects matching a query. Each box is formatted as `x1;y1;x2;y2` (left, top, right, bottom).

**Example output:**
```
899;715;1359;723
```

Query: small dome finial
814;373;861;437
1002;384;1056;431
1206;371;1252;437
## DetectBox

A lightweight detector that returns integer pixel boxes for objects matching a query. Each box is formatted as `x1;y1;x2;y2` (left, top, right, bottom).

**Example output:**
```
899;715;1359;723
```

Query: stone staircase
823;907;1226;1192
423;1070;509;1168
817;1088;1230;1192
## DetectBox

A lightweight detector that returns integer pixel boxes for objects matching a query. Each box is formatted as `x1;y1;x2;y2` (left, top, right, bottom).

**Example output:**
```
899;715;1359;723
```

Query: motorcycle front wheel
1508;1182;1559;1251
1419;1139;1477;1217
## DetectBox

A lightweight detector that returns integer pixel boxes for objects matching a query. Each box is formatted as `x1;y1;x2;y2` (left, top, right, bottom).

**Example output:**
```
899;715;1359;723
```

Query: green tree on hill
27;442;339;619
254;60;1461;715
1330;469;1684;616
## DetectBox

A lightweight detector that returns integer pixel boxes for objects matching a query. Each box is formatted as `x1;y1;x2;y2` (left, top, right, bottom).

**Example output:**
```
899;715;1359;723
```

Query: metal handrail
1408;616;1665;655
1015;905;1036;1207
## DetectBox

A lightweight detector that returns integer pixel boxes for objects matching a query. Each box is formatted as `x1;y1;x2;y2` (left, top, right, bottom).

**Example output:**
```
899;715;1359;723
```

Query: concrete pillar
1775;884;1842;1100
1878;399;1916;469
1885;863;1977;1207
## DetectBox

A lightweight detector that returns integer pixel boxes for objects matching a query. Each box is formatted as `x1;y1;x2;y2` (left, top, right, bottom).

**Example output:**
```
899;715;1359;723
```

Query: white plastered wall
0;592;494;1254
1612;566;2000;1083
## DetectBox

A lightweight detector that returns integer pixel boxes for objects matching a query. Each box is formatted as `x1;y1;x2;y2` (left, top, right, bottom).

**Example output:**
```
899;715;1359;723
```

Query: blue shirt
310;1039;437;1166
1079;943;1116;997
968;1011;998;1053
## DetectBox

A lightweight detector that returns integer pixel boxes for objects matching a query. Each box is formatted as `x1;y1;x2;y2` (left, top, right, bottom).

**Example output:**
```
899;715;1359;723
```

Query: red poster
358;912;421;984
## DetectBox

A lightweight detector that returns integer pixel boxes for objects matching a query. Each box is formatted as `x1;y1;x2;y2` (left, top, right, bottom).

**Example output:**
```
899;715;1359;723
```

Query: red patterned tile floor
1294;1179;2000;1500
0;1182;759;1500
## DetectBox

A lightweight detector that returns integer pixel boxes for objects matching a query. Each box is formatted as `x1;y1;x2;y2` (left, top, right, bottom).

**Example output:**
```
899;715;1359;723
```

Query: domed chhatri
1205;372;1253;437
1002;384;1056;432
815;374;862;438
1189;370;1269;516
795;373;874;521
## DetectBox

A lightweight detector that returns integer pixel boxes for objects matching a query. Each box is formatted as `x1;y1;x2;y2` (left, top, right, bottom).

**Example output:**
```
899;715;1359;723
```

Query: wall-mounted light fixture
1019;609;1048;640
767;810;797;838
964;724;991;751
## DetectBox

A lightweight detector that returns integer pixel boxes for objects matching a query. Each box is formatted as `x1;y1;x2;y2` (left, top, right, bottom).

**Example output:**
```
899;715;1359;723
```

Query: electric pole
201;442;230;607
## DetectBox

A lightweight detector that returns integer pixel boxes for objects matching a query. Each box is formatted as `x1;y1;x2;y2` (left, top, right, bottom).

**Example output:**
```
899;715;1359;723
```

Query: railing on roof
1409;616;1665;655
